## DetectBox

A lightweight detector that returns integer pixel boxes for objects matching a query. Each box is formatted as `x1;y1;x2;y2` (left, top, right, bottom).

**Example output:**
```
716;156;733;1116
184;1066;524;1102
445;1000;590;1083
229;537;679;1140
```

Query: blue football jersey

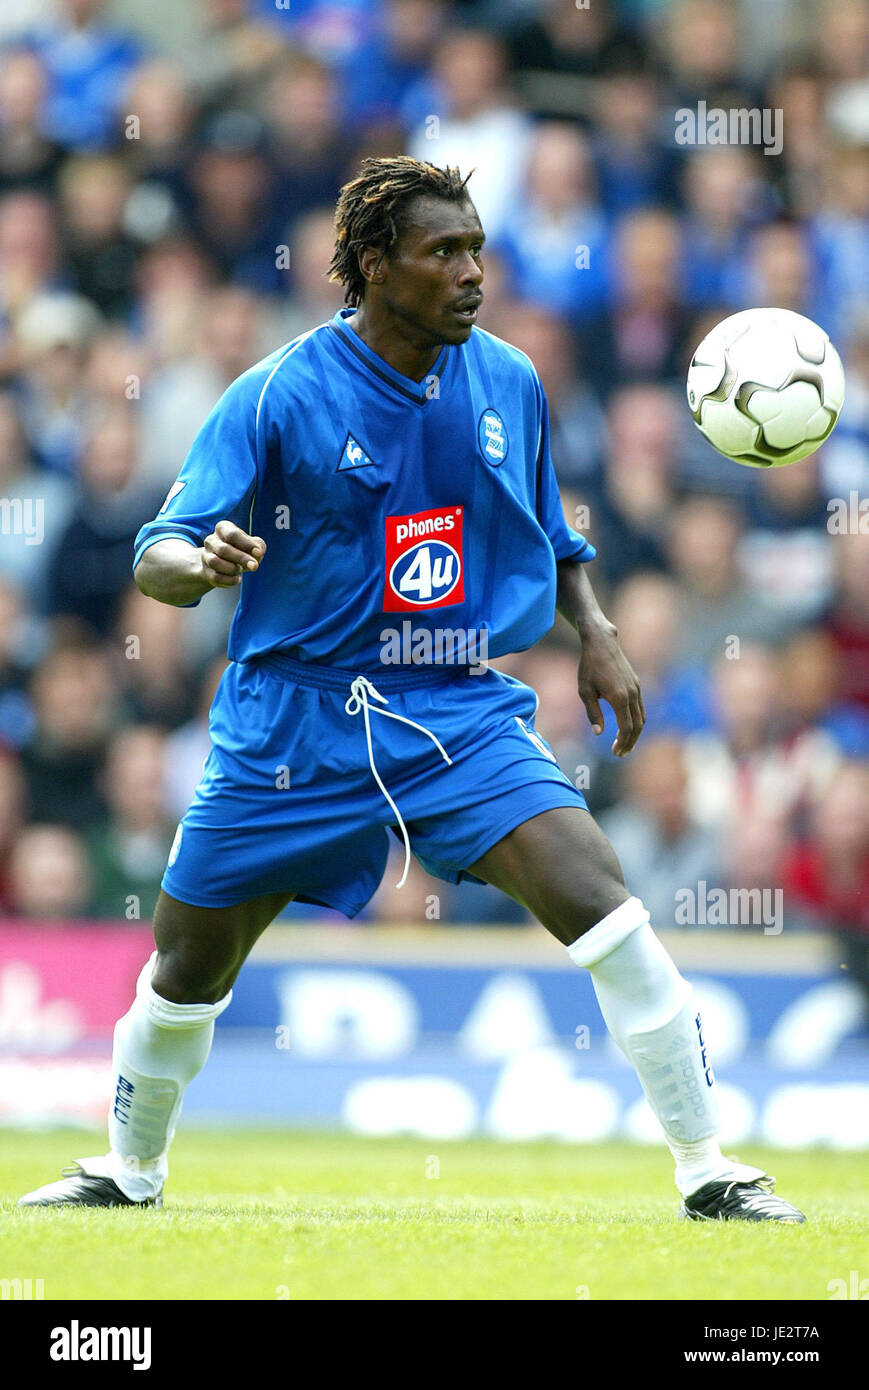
133;308;596;667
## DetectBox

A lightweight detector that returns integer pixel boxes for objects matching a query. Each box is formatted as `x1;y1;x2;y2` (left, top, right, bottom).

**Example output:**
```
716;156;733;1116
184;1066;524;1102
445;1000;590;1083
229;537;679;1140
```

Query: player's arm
556;558;646;758
530;367;644;757
133;369;271;606
134;522;267;607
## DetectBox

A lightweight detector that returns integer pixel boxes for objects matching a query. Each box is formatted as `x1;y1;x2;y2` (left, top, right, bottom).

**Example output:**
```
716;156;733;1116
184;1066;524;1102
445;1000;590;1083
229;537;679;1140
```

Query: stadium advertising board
1;925;866;1148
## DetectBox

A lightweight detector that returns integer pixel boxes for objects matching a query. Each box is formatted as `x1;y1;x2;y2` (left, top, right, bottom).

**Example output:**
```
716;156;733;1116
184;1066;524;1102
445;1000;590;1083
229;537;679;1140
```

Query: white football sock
100;953;231;1201
567;897;738;1196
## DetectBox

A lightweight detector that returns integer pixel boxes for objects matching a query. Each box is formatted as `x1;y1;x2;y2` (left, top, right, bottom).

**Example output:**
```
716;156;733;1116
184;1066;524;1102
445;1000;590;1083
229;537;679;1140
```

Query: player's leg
468;804;630;943
150;886;293;1003
108;888;293;1193
19;888;292;1208
467;807;805;1222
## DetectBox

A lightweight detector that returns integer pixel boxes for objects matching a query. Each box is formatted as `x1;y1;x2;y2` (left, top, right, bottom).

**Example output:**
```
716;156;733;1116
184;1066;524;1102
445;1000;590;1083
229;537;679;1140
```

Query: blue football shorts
162;653;589;918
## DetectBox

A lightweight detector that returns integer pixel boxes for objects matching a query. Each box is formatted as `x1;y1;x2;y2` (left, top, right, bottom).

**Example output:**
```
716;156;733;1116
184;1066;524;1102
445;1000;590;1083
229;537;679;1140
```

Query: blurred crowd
0;0;866;947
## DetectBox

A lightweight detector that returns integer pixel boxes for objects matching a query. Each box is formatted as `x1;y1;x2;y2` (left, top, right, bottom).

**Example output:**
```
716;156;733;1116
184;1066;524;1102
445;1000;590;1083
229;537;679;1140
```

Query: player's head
328;156;484;345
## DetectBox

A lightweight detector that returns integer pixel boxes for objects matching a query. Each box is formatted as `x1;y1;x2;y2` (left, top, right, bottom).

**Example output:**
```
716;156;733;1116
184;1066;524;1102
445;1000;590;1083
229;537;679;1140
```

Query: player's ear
358;244;387;287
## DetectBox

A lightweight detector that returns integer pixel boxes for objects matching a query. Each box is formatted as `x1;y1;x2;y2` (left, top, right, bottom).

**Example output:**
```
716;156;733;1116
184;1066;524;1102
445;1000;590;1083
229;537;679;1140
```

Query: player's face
379;196;485;345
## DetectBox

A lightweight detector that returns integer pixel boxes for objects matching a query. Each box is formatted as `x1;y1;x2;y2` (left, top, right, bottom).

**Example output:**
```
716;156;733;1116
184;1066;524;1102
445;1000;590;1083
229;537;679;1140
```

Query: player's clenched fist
201;520;267;588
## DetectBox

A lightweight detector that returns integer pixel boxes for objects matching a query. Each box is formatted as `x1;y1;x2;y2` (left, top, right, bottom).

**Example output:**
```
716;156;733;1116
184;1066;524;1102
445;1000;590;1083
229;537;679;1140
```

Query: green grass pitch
2;1129;867;1300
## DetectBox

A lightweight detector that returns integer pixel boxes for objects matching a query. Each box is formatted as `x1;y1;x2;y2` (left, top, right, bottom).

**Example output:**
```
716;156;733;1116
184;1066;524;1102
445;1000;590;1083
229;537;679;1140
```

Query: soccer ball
686;307;845;467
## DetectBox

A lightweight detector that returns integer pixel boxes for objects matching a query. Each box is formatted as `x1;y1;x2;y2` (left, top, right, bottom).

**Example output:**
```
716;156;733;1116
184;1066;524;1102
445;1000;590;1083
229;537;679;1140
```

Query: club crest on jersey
336;433;375;471
478;408;508;466
383;505;464;611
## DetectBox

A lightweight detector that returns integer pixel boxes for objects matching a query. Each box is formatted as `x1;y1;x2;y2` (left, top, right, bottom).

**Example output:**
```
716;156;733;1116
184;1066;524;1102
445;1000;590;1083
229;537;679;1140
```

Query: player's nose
457;251;483;285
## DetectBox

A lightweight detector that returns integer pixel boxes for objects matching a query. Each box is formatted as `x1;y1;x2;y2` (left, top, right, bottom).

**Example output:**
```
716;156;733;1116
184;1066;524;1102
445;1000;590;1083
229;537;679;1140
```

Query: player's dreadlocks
329;156;474;306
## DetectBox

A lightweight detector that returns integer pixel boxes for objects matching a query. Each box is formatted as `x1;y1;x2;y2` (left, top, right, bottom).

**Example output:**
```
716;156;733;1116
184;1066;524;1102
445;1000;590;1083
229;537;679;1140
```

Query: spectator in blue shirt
25;0;145;153
494;123;611;322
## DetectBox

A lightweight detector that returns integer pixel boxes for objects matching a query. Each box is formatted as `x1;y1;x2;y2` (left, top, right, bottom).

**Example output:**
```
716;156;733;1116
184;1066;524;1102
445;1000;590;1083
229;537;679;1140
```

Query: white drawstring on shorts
344;674;453;889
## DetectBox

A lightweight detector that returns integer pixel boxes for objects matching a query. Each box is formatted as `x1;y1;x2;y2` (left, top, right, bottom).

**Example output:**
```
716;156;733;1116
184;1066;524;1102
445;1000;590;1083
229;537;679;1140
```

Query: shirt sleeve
132;373;260;576
535;377;596;564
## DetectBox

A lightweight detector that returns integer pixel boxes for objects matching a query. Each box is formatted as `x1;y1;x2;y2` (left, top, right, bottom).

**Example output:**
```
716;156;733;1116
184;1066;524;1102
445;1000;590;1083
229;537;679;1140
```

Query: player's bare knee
571;878;632;940
539;849;630;942
151;949;233;1005
559;835;629;941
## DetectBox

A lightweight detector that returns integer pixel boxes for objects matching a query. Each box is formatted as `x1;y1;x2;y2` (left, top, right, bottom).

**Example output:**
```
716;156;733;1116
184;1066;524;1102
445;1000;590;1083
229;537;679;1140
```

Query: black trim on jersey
328;320;449;407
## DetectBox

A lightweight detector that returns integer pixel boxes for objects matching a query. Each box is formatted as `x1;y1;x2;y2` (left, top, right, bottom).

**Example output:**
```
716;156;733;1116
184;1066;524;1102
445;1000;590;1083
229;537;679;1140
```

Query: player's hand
200;520;267;588
576;622;645;757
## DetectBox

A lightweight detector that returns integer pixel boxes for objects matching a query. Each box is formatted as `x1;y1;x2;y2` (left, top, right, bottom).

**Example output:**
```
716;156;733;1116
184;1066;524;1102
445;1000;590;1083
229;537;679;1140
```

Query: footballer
21;158;803;1223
